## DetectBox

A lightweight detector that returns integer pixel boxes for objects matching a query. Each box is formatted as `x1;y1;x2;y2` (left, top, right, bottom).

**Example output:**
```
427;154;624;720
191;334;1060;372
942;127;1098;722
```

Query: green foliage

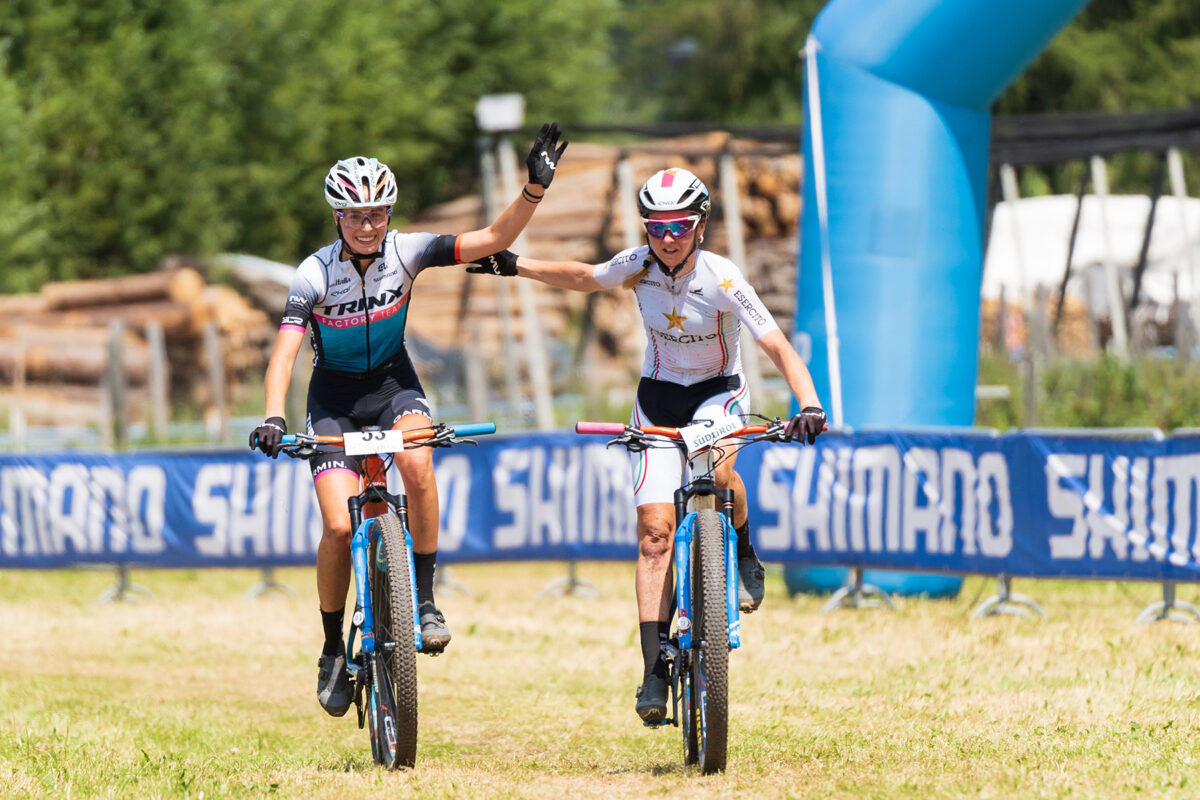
996;0;1200;194
613;0;822;123
975;351;1200;432
0;0;1196;290
0;0;617;289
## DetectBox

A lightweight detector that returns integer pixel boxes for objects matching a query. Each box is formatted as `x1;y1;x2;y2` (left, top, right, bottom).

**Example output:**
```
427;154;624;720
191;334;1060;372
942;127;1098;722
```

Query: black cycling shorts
306;350;430;479
635;374;743;428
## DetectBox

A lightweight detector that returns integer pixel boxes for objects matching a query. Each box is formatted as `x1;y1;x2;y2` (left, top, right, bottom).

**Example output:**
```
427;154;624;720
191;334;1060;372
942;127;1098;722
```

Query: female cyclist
250;123;568;717
468;166;826;722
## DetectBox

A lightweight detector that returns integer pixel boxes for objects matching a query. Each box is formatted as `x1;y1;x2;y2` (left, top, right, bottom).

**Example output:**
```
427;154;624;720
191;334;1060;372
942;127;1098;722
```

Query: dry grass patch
2;565;1200;798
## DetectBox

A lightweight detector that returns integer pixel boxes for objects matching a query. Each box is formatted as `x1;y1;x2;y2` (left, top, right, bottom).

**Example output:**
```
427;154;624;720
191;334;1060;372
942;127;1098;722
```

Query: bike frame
672;450;742;653
277;422;496;667
344;455;423;662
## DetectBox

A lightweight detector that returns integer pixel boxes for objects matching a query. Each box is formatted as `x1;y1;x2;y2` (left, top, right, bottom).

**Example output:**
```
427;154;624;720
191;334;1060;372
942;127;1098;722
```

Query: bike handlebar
276;421;496;450
575;421;773;440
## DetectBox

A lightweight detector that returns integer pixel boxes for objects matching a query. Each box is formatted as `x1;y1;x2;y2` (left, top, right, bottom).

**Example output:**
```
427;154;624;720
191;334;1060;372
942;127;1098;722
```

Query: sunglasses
642;214;701;240
337;207;391;228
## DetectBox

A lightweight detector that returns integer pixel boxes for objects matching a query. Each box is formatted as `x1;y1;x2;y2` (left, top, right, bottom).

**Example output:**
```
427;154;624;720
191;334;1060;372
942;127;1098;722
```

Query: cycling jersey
281;231;459;373
592;246;779;385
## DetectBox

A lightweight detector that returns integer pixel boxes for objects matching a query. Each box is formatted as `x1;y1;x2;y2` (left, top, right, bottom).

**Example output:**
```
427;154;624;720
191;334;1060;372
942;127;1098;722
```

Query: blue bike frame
673;510;742;652
346;514;422;662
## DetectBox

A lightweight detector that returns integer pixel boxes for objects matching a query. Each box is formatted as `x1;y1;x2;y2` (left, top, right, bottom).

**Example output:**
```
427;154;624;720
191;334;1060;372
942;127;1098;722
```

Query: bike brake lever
608;433;649;452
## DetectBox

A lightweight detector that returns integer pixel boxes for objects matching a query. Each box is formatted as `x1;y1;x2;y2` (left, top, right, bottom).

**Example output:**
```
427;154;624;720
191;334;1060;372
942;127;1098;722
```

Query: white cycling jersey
593;246;779;386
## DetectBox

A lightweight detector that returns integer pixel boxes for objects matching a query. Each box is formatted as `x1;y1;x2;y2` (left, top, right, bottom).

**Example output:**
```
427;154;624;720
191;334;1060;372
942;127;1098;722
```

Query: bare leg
636;503;677;623
393;413;439;553
315;471;359;612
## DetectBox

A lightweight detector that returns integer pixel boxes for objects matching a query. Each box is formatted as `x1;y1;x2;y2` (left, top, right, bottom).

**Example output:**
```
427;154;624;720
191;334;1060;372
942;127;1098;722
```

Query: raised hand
526;122;568;189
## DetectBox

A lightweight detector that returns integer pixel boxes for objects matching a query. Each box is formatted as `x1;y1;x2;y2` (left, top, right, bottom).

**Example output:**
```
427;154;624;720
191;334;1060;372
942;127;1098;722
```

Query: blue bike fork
348;515;423;656
349;518;377;656
673;510;741;652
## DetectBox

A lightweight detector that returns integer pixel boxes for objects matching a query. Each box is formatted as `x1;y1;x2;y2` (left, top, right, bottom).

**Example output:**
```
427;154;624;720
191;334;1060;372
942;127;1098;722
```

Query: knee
322;517;353;550
397;454;435;493
638;520;674;562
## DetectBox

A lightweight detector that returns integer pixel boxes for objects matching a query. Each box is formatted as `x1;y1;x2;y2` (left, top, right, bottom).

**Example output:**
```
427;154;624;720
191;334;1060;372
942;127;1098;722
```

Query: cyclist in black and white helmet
251;124;568;718
465;166;826;724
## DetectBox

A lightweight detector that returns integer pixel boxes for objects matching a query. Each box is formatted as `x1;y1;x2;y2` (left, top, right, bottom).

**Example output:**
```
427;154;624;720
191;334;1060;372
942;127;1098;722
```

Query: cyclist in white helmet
251;123;568;718
467;166;826;723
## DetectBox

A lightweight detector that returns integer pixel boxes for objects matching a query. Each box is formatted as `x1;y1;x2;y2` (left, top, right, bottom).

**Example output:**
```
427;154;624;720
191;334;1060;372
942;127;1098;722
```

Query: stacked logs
0;268;274;423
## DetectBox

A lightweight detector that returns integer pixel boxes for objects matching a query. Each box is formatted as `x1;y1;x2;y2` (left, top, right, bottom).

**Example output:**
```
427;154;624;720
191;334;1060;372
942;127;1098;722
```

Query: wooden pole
107;320;127;449
479;142;524;425
1090;156;1130;360
464;319;490;422
999;164;1029;307
497;135;555;430
719;150;766;409
11;330;26;452
145;320;170;442
1167;148;1198;343
204;320;229;443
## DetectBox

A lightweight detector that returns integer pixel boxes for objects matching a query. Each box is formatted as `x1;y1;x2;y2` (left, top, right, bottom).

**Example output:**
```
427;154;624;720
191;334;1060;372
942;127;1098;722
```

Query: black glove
526;121;568;189
466;250;519;276
250;416;287;458
784;407;826;445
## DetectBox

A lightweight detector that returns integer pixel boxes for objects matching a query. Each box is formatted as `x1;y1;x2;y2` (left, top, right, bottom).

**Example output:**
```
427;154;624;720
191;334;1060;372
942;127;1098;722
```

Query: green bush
975;351;1200;432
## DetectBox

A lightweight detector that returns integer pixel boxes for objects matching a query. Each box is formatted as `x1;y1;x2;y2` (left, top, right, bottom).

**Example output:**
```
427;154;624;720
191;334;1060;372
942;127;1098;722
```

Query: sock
414;551;436;607
639;622;661;680
654;621;672;679
321;607;345;656
735;520;754;559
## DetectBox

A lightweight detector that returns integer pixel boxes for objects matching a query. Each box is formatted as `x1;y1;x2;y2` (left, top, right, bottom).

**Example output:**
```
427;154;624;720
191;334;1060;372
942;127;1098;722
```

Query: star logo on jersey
719;278;734;292
663;307;687;331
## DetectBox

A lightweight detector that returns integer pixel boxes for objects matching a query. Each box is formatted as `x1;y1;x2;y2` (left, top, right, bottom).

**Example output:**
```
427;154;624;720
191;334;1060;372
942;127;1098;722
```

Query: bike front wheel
685;508;730;774
368;512;419;769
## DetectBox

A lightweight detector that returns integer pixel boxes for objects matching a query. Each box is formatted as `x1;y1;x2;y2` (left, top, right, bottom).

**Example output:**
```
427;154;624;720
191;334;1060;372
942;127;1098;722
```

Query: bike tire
689;509;729;774
369;513;419;769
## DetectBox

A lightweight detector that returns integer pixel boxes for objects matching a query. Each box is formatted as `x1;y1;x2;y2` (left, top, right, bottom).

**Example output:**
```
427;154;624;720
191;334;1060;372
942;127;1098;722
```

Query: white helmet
324;156;398;209
637;168;710;217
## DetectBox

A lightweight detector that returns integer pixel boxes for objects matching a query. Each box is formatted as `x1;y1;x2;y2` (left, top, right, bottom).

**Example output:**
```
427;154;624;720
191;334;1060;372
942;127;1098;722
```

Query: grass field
3;563;1200;799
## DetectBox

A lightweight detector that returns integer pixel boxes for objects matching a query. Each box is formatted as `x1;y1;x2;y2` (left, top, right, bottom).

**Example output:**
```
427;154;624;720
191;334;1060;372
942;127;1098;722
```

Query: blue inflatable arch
796;0;1090;428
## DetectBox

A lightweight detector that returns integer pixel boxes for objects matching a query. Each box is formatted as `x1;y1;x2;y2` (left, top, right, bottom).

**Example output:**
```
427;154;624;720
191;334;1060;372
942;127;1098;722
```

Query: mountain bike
577;414;798;774
274;422;495;769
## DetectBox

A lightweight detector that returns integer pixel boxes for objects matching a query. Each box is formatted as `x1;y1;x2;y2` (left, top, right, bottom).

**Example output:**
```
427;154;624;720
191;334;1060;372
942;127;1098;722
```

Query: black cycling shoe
316;649;352;717
635;674;669;723
737;549;766;613
419;602;451;654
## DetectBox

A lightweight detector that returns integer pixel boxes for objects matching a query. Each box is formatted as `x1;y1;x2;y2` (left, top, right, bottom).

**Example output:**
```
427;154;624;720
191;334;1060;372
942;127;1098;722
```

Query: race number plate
343;429;406;456
679;415;742;455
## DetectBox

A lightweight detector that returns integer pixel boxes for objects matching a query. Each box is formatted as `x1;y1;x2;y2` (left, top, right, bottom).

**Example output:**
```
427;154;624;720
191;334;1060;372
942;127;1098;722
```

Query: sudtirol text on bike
464;167;828;727
249;123;568;723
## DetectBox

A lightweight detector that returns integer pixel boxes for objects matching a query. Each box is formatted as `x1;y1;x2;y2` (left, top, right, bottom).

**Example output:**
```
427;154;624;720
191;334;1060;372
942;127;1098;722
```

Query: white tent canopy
983;194;1200;313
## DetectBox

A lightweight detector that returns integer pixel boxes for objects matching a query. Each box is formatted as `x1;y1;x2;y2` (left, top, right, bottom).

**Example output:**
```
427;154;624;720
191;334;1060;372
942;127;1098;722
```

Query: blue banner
3;431;1200;583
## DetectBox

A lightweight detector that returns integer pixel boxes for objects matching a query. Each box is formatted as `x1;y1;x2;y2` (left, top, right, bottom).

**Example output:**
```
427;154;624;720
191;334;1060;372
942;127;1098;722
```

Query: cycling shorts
305;350;431;480
627;373;750;507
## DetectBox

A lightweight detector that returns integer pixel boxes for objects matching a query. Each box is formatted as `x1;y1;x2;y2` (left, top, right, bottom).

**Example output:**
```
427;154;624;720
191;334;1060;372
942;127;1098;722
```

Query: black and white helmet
324;156;398;209
637;168;711;218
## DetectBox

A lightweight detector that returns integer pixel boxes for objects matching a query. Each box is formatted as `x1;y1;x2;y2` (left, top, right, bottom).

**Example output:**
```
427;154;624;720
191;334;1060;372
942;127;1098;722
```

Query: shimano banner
2;431;1200;582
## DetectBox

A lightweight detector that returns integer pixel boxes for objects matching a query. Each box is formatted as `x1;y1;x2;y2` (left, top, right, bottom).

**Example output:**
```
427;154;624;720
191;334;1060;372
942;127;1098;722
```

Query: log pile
0;268;274;423
400;133;804;387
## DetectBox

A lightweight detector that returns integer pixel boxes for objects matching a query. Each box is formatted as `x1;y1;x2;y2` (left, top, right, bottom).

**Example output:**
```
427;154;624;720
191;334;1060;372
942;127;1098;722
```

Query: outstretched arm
455;123;568;263
757;329;821;410
467;250;605;292
516;256;605;292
